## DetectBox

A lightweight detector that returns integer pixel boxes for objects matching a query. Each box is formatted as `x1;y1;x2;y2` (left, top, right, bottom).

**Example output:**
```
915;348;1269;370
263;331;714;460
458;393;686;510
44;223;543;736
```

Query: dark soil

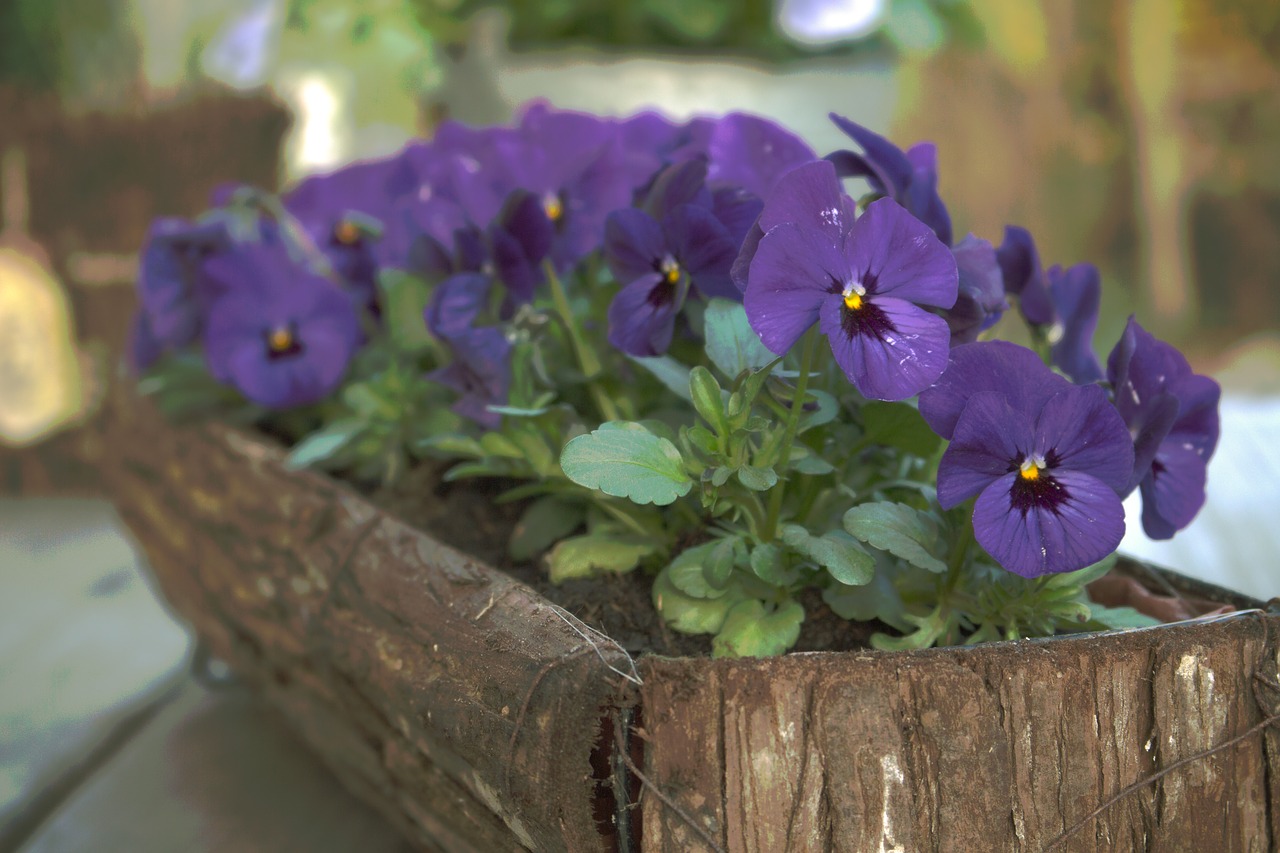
369;464;882;658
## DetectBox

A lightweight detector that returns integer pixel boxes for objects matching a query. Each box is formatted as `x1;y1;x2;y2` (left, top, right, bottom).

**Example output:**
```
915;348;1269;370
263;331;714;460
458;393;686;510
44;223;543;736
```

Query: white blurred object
1119;393;1280;602
201;0;282;89
777;0;887;45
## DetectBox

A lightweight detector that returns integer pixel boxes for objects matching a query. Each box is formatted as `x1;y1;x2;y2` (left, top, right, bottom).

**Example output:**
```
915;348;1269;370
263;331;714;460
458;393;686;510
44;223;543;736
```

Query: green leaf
1047;553;1118;589
823;569;910;631
792;454;836;476
285;419;365;470
480;432;524;459
748;542;798;586
629;355;692;402
666;541;732;599
546;533;656;583
781;525;874;586
861;401;942;457
1084;605;1162;631
652;566;745;634
485;405;551;418
736;465;778;491
560;422;693;506
870;607;952;651
705;537;740;590
843;502;947;573
509;497;585;562
704;299;775;379
799;389;839;431
689;366;726;432
416;433;485;457
377;270;433;352
343;382;398;420
712;599;804;658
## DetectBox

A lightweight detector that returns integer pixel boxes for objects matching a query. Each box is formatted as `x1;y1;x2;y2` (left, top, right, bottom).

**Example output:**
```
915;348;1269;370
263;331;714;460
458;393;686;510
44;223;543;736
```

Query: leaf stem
545;262;620;423
762;329;820;540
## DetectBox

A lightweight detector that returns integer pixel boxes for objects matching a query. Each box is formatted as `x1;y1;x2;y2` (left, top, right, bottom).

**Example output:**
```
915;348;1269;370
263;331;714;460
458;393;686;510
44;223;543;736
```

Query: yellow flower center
333;220;362;245
542;192;563;223
842;281;865;311
1019;456;1045;481
659;255;681;286
267;325;295;354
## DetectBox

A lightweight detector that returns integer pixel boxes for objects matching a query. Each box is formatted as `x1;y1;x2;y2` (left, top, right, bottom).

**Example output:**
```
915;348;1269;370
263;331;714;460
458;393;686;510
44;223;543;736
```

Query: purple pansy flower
946;235;1008;345
928;344;1134;577
706;112;817;199
995;225;1054;326
202;246;361;408
427;326;512;429
826;114;952;247
604;160;755;356
1106;317;1221;539
742;160;958;401
136;216;231;353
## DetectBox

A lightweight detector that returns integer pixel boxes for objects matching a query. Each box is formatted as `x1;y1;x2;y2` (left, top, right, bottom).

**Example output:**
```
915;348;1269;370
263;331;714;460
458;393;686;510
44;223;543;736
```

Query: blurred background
1;0;1278;848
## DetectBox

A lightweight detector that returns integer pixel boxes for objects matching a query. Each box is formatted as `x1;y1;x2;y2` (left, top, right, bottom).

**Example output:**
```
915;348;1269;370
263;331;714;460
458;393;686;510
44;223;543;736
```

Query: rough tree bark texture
99;393;637;853
640;618;1280;853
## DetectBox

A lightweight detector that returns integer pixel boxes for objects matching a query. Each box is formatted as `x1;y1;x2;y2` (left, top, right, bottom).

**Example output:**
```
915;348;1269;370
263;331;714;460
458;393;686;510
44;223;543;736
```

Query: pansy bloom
202;246;361;409
427;326;513;429
924;342;1133;577
135;216;232;357
742;160;958;401
1106;317;1220;539
604;160;754;356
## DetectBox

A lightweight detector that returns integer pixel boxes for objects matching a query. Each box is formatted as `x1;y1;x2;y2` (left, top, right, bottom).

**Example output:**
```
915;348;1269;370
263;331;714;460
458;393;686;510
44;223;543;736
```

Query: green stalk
544;262;620;423
762;329;820;540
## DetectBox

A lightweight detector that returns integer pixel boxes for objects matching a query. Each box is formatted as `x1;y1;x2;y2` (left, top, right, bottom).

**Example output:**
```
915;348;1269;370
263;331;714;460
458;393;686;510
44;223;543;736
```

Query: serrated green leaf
736;465;778;491
843;502;947;573
748;542;798;585
712;599;804;658
652;566;746;634
704;299;775;379
285;419;365;470
509;497;585;562
546;534;656;583
666;541;732;599
861;401;942;457
560;422;693;506
781;525;874;586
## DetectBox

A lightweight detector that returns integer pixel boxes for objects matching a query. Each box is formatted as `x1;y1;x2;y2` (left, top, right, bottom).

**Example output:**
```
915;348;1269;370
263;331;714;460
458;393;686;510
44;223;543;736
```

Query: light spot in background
201;0;280;89
778;0;887;45
292;73;344;171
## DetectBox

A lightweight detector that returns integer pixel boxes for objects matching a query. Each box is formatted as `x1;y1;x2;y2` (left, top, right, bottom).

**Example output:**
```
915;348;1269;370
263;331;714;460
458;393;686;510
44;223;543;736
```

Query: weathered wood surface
640;614;1280;852
100;391;635;853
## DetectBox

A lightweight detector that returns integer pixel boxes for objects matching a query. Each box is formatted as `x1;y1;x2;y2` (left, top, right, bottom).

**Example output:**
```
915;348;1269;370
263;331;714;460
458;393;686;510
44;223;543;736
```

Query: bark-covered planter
94;389;1280;853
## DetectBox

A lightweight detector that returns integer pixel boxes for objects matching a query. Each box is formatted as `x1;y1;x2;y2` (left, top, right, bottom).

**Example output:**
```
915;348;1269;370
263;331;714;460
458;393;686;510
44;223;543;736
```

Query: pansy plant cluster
133;103;1221;656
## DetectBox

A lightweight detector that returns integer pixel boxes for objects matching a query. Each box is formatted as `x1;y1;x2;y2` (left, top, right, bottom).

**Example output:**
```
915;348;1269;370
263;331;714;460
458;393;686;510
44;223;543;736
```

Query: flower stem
762;329;820;540
544;262;620;423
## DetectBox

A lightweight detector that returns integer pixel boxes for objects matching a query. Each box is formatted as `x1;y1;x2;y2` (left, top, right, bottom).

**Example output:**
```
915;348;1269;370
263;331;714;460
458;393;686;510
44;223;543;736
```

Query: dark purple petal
1032;384;1133;494
730;220;765;294
1046;263;1103;383
818;295;951;401
607;273;683;356
1139;444;1208;540
711;186;764;247
996;225;1054;326
842;198;957;308
706;113;816;198
495;190;555;267
429;326;512;429
973;469;1125;577
426;273;493;339
641;159;711;219
937;392;1034;508
945;234;1007;344
138;217;230;346
1127;391;1179;495
1167;373;1221;457
665;204;739;300
919;341;1070;440
902;143;952;246
605;209;667;285
827;113;913;197
743;222;844;354
758;159;852;240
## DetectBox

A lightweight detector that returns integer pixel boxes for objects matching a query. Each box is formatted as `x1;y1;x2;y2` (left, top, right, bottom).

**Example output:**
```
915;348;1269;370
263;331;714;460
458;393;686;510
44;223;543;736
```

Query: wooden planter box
81;389;1280;853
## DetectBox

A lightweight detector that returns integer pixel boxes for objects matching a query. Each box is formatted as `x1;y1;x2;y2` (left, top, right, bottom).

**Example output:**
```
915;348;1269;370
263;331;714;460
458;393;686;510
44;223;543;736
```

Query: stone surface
19;681;414;853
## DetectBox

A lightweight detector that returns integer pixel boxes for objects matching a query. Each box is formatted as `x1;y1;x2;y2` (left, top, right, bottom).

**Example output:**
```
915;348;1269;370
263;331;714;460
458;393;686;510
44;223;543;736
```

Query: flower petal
604;208;666;285
758;160;851;239
919;340;1070;440
1047;263;1103;383
818;295;951;401
936;392;1034;508
1139;443;1208;540
743;222;844;354
665;204;738;300
1033;384;1133;494
707;112;816;199
843;198;957;308
973;470;1125;577
607;273;683;356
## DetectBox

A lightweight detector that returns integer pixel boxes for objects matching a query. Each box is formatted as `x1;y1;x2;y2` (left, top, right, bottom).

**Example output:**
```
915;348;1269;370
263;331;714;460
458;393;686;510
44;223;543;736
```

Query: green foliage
560;422;693;506
843;502;948;574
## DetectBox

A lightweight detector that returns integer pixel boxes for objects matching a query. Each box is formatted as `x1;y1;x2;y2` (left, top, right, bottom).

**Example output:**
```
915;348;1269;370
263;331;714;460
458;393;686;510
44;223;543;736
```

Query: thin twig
614;723;726;853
